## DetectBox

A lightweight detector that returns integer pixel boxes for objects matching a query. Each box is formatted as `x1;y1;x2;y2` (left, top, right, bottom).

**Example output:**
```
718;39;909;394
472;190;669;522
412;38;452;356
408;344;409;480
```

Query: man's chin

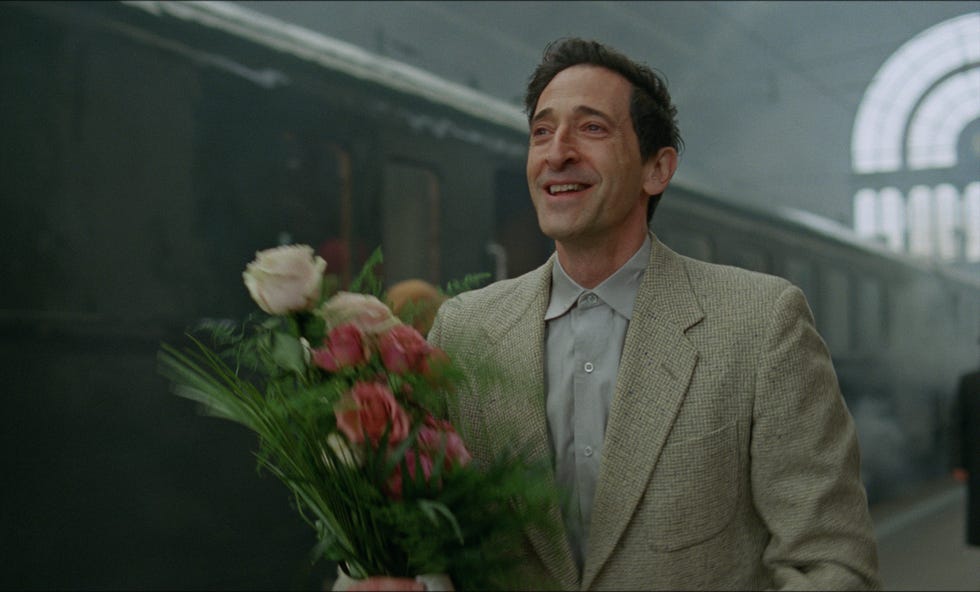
538;224;573;243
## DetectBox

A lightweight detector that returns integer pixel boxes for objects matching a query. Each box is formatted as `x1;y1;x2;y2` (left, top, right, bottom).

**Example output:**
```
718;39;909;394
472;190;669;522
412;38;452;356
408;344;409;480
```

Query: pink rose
318;292;400;335
379;324;432;374
418;415;472;469
334;382;410;447
386;449;435;500
242;245;326;314
312;323;369;371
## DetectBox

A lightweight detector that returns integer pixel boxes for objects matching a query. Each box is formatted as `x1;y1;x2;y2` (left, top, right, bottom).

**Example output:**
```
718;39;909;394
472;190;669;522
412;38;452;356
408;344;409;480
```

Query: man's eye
585;123;605;132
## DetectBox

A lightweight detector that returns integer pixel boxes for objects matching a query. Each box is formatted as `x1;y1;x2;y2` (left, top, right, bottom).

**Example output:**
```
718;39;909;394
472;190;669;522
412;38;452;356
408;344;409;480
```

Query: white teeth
548;183;584;195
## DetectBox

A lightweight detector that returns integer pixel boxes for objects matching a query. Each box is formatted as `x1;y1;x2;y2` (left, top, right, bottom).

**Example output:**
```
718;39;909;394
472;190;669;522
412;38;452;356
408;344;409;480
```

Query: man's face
526;64;654;248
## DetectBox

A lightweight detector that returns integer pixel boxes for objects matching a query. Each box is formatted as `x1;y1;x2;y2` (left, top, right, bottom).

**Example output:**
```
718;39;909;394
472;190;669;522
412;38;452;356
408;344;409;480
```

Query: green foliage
349;247;385;297
158;250;558;587
442;272;492;298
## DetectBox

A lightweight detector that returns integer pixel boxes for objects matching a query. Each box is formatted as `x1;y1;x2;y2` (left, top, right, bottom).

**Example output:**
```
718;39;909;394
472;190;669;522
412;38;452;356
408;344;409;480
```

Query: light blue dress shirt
543;235;650;571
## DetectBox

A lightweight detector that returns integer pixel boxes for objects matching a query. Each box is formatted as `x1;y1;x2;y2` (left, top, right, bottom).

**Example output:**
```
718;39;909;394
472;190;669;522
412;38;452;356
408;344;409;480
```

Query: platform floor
872;477;979;590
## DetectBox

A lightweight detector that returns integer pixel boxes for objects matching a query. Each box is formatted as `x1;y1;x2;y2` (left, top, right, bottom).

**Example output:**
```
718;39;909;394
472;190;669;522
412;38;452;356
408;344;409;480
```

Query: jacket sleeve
750;285;882;590
426;296;491;456
427;297;458;422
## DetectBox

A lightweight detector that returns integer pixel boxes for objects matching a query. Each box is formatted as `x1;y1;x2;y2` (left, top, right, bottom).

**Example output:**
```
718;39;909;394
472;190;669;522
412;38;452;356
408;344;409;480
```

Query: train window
382;162;440;284
819;267;851;354
955;286;980;341
783;257;815;298
277;138;355;286
855;277;885;350
726;242;769;273
782;256;819;320
660;230;713;262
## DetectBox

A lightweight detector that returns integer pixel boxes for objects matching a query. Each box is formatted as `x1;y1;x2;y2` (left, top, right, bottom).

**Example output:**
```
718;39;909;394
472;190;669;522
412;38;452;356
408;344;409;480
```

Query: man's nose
546;129;579;169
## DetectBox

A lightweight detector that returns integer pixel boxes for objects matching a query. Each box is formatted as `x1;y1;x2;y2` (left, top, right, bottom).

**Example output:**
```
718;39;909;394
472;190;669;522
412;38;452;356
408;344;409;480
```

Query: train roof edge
122;0;530;133
118;1;980;288
670;186;980;287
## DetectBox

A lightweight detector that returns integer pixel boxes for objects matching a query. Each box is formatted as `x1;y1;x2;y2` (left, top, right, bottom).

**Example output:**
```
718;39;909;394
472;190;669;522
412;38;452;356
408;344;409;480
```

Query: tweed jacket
428;234;881;591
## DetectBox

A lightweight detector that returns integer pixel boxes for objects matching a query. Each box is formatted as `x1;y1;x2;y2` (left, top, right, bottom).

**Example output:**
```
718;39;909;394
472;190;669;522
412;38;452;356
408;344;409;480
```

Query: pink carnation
418;415;472;469
312;323;369;372
386;449;435;500
334;382;410;447
379;324;432;374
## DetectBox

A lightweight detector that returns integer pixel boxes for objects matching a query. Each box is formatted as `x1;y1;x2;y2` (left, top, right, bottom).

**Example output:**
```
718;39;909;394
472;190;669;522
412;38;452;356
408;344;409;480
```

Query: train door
492;168;552;278
381;161;441;284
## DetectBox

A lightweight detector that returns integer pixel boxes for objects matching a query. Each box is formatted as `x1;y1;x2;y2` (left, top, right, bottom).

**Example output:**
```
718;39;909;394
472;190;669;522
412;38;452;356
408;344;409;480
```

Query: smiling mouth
547;183;589;195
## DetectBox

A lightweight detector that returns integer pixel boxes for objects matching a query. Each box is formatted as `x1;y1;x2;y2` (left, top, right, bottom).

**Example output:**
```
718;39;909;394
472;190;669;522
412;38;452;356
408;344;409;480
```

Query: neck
555;228;647;289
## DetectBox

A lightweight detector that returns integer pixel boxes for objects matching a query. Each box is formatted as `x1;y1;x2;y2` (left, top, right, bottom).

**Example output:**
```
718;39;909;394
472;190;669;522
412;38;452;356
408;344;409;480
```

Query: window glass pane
784;257;815;303
907;186;932;257
661;230;713;262
879;189;905;252
728;243;768;273
934;184;959;260
854;189;877;239
820;267;851;353
964;183;980;262
855;277;885;350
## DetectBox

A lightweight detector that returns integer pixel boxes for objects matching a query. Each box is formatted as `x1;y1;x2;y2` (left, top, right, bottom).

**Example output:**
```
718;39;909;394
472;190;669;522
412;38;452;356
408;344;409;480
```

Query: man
953;349;980;547
349;38;880;590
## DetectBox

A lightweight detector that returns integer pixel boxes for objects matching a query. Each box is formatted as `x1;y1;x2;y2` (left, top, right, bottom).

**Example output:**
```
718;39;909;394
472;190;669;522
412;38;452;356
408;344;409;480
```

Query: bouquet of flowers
158;245;554;589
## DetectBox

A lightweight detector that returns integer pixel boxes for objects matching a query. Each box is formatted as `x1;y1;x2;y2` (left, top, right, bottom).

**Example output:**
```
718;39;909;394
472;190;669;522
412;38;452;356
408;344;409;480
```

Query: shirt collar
545;234;651;321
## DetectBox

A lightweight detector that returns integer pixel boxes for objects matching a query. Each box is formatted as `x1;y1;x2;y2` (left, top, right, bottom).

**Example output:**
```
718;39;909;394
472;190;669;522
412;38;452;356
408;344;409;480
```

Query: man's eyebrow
574;105;614;123
530;105;614;125
530;107;553;125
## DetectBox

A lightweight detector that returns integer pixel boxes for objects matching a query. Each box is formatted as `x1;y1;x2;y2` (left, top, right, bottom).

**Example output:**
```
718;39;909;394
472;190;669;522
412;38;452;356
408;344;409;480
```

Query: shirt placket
571;291;608;539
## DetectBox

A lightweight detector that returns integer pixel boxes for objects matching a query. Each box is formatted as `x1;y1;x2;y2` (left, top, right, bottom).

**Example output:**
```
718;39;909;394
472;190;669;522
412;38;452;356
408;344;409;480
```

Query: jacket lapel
581;236;704;589
478;255;581;589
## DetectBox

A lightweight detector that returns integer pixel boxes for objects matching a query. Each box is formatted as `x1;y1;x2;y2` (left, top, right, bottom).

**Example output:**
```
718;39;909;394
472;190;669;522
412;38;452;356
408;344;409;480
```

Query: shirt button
584;362;594;373
584;294;598;305
584;446;594;457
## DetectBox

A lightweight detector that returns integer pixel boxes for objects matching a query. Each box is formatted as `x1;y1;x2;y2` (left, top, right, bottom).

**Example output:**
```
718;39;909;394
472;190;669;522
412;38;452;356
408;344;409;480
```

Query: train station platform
872;476;979;590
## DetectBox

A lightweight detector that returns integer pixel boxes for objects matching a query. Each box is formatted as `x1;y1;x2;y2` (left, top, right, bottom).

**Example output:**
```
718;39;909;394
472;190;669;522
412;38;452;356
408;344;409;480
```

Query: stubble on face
526;65;651;256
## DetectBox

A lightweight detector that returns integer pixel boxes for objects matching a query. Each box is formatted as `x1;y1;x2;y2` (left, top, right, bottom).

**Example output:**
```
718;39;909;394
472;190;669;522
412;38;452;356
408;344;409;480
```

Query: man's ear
642;147;678;196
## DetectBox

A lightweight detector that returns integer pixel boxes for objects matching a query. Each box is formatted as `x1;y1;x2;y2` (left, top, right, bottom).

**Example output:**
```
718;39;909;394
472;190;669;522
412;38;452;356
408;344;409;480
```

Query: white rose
299;337;313;365
323;433;362;468
317;291;401;334
243;245;326;314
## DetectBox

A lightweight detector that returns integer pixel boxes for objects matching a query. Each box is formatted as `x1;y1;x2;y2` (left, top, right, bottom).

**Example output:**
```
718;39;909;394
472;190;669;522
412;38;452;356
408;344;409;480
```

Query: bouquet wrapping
158;245;554;589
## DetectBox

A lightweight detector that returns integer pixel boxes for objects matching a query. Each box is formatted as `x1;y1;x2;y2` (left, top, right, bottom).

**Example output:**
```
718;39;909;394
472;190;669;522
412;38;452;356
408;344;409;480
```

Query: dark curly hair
524;38;683;221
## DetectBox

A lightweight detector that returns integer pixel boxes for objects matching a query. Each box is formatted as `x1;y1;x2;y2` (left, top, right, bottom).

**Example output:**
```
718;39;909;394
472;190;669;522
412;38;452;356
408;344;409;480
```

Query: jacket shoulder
681;253;791;295
440;271;533;319
670;251;804;323
430;261;549;346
